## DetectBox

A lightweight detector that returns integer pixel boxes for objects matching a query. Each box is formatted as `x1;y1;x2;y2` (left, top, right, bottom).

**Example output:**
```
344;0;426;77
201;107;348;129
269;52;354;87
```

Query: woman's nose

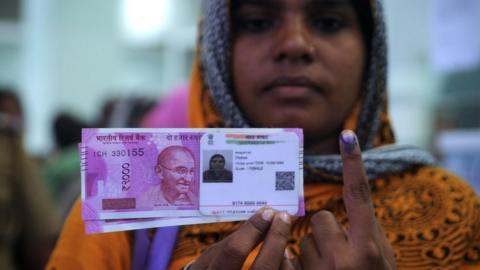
273;15;315;64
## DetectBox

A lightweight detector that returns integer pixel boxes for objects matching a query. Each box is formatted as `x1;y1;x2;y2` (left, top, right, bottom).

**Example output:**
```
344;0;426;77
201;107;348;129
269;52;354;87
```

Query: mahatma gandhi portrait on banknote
138;145;198;207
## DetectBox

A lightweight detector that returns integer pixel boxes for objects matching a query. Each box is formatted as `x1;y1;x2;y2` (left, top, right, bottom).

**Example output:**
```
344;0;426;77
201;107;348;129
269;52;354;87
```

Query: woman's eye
236;17;275;33
310;16;346;33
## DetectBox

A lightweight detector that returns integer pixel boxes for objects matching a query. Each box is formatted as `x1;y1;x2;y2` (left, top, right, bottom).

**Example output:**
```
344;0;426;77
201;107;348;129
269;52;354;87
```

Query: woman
203;154;233;183
47;0;480;269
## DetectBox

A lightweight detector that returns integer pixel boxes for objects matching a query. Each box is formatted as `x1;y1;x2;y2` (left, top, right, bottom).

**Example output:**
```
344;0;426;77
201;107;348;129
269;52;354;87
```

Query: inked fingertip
340;130;357;154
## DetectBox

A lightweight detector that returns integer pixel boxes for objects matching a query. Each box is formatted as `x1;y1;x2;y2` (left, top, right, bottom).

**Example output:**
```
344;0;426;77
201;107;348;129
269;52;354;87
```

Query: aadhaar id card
199;130;303;216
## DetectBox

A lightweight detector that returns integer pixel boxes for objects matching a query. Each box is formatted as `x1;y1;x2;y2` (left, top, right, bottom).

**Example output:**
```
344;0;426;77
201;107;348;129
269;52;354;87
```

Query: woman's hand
189;130;396;270
189;208;295;270
297;130;396;270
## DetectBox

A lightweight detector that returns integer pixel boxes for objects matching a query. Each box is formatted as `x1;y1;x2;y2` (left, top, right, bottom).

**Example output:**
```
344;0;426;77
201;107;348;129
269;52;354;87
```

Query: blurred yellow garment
0;128;59;270
45;199;132;269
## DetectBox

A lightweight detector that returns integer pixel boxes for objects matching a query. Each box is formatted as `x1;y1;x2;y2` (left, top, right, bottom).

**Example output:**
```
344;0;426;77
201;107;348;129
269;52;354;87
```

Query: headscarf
189;0;435;181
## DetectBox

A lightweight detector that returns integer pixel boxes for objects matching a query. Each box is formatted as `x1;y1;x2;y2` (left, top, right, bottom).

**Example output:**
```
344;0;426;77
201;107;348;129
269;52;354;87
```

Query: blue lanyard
133;226;180;270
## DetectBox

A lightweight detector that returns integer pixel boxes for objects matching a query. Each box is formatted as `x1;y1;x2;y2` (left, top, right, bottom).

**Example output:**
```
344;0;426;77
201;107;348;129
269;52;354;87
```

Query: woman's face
232;0;366;145
210;155;226;170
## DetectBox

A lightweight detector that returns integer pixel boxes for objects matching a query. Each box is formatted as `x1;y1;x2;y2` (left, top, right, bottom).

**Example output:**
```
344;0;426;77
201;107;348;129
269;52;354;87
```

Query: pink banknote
81;128;304;222
82;129;205;220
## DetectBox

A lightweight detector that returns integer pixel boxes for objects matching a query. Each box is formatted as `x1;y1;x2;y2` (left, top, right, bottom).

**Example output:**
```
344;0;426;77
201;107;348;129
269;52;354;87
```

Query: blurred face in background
231;0;366;153
0;91;23;130
0;98;20;118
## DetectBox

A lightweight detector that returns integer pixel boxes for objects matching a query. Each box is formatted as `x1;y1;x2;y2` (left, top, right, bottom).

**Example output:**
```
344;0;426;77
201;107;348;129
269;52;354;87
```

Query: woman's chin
265;113;323;130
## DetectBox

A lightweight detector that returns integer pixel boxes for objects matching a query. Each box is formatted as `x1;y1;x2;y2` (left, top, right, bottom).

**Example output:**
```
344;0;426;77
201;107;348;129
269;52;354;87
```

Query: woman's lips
263;76;323;100
267;85;317;99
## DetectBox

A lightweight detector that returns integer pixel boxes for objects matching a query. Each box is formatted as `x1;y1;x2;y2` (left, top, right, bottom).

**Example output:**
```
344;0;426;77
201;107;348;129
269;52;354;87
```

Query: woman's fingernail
284;248;294;260
279;212;290;224
262;208;274;221
340;130;357;154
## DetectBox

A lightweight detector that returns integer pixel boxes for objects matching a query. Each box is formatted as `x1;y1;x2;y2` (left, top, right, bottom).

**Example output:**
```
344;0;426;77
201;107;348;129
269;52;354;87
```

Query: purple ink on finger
340;130;357;154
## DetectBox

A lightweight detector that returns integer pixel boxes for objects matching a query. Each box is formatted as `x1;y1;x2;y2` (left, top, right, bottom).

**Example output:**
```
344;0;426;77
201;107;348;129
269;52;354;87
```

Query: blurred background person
42;112;89;218
43;94;156;218
97;96;156;128
0;89;60;270
140;84;189;128
0;87;23;132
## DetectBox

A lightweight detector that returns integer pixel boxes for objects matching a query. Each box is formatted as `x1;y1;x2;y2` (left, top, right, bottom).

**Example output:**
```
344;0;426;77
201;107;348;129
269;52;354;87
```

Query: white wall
0;45;19;86
0;22;21;87
385;0;480;149
384;0;439;148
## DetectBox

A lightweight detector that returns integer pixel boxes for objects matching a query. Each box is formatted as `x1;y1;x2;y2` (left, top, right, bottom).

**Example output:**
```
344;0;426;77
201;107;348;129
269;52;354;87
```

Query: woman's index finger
339;130;376;243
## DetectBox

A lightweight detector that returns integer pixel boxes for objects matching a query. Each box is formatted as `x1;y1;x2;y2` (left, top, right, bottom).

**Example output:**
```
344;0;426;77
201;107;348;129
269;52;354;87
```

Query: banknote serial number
121;162;131;191
92;148;145;158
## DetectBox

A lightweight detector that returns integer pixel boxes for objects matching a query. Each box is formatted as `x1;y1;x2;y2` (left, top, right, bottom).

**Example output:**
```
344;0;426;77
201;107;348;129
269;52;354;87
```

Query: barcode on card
275;171;295;191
